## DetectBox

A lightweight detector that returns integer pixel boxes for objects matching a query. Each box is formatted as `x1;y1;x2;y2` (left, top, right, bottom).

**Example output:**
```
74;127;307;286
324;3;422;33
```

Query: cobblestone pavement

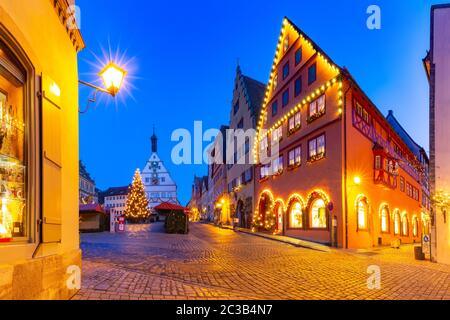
74;223;450;300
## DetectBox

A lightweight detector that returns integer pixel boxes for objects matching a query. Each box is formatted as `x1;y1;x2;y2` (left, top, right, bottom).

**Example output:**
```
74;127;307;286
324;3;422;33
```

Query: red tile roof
154;202;187;212
79;204;104;213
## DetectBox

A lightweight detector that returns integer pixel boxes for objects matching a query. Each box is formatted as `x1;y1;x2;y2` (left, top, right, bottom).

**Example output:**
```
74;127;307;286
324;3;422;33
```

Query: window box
307;109;326;123
308;152;325;163
288;124;301;136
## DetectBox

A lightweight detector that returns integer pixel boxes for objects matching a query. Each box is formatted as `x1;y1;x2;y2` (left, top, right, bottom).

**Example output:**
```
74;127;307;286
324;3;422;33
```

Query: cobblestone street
74;223;450;300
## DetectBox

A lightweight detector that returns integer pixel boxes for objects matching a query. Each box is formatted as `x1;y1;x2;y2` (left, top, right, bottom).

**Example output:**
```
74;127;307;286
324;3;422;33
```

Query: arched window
393;211;401;235
412;216;419;237
289;201;303;228
401;214;409;236
310;198;327;229
357;197;368;230
380;206;389;233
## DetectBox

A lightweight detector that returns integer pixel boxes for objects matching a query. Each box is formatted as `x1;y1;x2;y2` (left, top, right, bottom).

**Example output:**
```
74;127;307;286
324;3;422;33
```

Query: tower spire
151;125;157;153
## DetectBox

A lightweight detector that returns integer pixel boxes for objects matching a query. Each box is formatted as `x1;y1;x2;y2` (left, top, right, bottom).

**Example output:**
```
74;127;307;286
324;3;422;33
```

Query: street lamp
99;62;127;97
78;61;127;113
353;176;362;185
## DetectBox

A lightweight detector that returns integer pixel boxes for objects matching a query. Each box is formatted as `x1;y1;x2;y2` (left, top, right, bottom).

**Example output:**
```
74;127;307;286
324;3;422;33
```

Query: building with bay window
0;0;84;299
253;17;430;249
424;4;450;264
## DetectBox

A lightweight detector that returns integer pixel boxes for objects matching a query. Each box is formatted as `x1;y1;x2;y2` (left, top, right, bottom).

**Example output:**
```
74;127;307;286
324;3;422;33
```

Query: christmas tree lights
124;169;151;223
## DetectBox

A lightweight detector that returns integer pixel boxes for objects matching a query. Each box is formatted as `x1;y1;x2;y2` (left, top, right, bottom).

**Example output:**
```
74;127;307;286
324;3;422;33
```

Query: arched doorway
273;201;284;234
255;191;274;231
236;199;244;228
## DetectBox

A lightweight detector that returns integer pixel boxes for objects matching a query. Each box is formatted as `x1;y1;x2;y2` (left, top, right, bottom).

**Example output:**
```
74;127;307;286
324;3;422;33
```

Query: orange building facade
253;18;430;249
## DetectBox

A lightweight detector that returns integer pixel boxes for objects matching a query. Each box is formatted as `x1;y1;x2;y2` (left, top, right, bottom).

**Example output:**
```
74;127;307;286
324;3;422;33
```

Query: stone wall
0;249;81;300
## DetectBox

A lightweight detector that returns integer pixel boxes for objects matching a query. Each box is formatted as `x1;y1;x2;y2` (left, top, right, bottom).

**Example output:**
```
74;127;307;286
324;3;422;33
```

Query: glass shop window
289;201;303;228
0;41;27;243
310;198;327;229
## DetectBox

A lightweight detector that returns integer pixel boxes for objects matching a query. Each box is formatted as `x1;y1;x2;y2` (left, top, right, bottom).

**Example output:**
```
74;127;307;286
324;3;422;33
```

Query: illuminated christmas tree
125;169;151;223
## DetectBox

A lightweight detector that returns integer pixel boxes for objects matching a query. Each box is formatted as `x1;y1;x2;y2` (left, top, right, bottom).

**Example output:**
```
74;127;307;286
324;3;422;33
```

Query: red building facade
253;18;430;249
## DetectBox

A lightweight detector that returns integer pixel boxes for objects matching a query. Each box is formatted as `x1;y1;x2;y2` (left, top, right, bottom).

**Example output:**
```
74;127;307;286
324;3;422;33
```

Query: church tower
151;126;158;153
141;127;179;208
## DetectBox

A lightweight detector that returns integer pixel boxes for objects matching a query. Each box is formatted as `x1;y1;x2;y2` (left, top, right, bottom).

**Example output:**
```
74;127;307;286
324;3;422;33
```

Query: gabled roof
101;186;130;197
79;160;95;183
386;110;429;161
255;17;342;146
201;176;209;191
236;66;266;119
255;17;427;171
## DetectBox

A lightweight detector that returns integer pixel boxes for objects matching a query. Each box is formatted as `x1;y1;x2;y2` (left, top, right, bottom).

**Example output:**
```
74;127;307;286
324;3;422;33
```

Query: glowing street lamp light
353;176;362;185
99;62;127;97
78;61;127;113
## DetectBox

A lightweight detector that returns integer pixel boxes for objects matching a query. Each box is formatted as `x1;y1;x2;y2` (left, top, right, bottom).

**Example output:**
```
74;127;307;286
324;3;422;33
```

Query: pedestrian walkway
217;223;330;252
74;222;450;300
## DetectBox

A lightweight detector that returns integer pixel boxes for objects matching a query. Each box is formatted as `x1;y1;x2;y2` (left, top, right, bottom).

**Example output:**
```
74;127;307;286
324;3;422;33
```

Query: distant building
141;128;179;208
226;66;265;228
102;186;129;216
79;204;107;233
79;160;98;204
189;175;209;221
424;4;450;264
208;125;230;225
199;177;210;220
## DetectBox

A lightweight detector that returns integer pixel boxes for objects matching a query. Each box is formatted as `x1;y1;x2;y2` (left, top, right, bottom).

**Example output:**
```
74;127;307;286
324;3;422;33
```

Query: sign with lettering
422;234;431;256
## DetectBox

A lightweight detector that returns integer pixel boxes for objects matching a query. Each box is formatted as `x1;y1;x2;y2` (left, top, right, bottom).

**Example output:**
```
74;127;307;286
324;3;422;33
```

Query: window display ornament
78;61;127;114
0;197;12;241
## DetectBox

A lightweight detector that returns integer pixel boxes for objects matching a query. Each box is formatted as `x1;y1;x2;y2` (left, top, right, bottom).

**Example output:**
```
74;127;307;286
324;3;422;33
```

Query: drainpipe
343;76;353;249
33;80;44;258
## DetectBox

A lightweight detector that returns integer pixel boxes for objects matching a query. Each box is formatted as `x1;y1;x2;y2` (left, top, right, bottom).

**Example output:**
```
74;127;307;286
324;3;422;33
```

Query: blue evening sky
77;0;439;205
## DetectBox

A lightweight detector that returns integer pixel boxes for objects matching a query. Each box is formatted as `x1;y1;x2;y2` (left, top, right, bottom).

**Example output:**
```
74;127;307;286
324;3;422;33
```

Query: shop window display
0;43;27;242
